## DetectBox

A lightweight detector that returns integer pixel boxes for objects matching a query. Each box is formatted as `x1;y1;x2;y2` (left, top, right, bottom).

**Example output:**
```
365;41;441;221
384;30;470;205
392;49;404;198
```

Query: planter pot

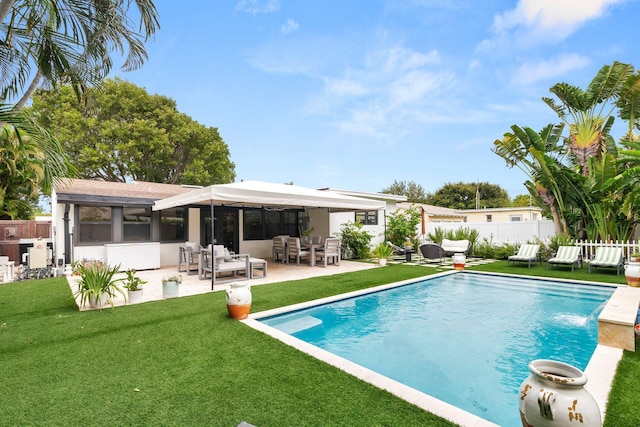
519;359;601;427
162;281;179;299
89;293;108;309
624;261;640;287
127;289;144;304
378;258;387;266
452;253;466;270
635;324;640;338
226;282;252;320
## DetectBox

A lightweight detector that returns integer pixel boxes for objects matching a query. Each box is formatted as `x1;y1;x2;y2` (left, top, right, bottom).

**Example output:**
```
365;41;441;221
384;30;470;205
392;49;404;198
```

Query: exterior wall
461;208;541;223
329;201;398;248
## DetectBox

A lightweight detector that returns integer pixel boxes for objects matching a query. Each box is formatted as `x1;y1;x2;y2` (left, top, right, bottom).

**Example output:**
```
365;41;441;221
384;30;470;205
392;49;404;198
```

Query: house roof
53;178;196;206
397;202;465;218
152;180;386;211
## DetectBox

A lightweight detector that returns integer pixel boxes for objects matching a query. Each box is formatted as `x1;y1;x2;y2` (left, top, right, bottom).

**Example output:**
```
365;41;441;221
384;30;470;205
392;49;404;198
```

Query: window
355;210;378;225
243;209;299;240
160;208;186;242
123;207;151;241
78;206;112;243
532;213;539;221
486;214;492;223
510;215;523;222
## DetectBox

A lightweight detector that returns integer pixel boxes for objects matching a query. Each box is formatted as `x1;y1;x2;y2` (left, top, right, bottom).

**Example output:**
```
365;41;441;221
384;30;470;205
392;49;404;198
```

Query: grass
0;263;638;426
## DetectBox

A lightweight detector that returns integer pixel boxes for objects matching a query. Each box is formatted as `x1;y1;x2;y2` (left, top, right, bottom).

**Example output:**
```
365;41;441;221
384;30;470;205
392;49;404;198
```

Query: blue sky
110;0;639;198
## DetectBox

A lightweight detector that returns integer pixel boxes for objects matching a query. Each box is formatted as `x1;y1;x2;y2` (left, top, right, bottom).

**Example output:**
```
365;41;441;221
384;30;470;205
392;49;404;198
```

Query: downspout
63;204;71;264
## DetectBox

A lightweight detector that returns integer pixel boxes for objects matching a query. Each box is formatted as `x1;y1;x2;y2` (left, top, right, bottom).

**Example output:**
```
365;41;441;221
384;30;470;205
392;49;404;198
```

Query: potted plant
630;251;640;263
301;227;315;244
74;263;126;309
162;274;182;299
123;269;147;304
372;242;394;266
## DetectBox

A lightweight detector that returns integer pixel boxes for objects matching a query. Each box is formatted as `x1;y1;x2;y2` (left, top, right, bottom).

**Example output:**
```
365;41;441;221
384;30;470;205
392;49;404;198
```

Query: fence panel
424;220;556;244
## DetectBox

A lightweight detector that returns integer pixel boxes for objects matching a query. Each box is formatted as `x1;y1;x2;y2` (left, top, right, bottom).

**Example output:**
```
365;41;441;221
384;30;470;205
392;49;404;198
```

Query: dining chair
315;237;340;267
285;237;311;266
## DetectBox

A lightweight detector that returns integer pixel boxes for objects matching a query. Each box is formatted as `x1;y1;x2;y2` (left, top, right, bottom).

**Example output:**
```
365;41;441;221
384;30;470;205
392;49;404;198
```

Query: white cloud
281;18;299;34
236;0;280;14
512;53;591;85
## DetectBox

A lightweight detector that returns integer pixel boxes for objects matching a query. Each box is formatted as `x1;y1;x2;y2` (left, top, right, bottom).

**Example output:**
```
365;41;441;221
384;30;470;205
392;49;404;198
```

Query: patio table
301;243;322;267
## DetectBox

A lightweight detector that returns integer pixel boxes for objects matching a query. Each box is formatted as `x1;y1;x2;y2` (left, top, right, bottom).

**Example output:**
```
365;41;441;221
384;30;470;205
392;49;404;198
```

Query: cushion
185;241;200;252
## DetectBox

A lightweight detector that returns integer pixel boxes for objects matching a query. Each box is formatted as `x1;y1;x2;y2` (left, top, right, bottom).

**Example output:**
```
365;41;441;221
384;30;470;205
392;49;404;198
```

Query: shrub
337;221;372;259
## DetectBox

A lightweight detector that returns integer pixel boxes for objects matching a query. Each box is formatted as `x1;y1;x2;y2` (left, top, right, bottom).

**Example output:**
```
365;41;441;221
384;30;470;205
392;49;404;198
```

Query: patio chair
272;235;287;262
507;244;540;268
285;237;311;266
547;246;582;272
587;247;624;275
199;244;250;287
315;237;341;267
178;241;200;275
419;243;444;264
387;242;406;257
440;239;471;256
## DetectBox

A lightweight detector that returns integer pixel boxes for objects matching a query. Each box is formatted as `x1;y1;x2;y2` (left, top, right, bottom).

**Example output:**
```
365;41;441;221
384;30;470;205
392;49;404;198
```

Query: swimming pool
252;272;615;427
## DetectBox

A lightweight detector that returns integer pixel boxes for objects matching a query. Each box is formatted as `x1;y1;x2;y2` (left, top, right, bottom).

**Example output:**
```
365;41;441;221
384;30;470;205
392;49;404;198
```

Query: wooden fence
0;220;52;263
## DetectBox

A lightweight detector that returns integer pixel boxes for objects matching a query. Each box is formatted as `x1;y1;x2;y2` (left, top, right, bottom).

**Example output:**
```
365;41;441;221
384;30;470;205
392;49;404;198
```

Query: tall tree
426;182;511;210
380;180;428;203
28;78;235;185
0;0;159;217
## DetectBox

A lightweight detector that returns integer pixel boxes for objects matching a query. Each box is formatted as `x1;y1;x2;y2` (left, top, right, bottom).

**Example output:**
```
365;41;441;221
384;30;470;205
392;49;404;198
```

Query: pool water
260;273;614;426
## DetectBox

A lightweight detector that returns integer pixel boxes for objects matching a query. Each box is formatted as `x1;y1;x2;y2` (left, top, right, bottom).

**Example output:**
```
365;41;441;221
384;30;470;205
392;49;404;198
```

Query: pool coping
243;270;630;427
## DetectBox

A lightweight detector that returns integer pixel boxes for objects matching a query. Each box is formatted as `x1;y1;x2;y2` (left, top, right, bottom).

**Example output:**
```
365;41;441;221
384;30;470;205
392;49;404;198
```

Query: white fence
423;220;556;245
575;240;640;261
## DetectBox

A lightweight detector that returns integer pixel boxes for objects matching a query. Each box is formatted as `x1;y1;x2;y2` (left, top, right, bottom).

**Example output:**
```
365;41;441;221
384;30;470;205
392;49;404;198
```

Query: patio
68;258;379;310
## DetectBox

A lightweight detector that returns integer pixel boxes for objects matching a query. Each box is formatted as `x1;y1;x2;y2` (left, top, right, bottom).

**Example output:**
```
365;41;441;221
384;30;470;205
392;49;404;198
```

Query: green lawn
0;263;638;426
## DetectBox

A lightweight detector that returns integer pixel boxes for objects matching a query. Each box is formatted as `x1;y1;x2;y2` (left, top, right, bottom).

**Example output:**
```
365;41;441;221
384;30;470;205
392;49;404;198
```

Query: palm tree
542;61;635;175
493;124;574;235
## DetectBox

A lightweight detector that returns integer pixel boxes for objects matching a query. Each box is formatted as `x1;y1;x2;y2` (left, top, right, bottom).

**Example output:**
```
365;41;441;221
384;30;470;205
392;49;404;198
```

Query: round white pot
162;281;179;299
378;258;387;266
519;359;601;427
127;289;144;304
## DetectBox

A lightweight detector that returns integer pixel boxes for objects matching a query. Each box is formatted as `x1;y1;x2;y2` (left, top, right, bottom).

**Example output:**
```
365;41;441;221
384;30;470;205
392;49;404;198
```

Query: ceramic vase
128;289;143;304
226;282;252;320
162;280;179;298
519;359;601;427
452;253;466;270
624;261;640;287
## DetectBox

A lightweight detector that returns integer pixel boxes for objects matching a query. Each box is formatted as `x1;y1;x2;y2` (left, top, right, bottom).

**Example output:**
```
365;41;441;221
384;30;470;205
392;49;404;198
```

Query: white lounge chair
587;247;624;275
547;246;582;272
440;239;471;256
507;244;540;268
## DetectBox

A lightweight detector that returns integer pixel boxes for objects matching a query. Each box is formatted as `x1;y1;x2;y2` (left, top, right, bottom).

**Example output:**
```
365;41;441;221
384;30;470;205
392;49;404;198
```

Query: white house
51;179;398;270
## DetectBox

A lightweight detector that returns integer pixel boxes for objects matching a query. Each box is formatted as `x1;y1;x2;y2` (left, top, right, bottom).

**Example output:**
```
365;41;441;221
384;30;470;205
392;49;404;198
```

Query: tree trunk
0;0;16;24
13;69;43;110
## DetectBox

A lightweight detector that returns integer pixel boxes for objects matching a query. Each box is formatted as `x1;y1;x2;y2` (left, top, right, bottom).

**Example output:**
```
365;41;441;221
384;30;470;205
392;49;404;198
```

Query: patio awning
152;180;385;211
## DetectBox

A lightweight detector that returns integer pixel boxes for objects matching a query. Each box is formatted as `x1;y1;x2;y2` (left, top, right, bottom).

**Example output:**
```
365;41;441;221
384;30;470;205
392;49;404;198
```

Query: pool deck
245;270;640;427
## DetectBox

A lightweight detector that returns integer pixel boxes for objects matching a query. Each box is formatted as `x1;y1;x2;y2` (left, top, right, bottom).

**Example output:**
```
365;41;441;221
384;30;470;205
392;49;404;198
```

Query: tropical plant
371;242;394;260
336;221;372;260
386;205;421;248
74;263;125;309
123;269;147;291
162;274;183;285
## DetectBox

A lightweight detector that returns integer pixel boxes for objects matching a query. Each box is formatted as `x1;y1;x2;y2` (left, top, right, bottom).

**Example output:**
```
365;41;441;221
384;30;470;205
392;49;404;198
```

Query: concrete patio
68;258;379;310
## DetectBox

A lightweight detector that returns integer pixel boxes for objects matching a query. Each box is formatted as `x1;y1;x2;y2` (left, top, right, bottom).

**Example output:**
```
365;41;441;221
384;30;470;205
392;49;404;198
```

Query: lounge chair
419;243;445;264
587;247;624;275
547;246;582;272
507;244;540;268
387;242;406;256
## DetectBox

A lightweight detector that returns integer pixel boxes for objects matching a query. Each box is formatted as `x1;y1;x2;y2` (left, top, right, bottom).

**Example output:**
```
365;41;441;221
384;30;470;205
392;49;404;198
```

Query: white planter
162;281;179;299
378;258;387;266
519;359;601;427
452;253;466;270
89;293;108;309
127;289;144;304
624;260;640;287
226;282;252;320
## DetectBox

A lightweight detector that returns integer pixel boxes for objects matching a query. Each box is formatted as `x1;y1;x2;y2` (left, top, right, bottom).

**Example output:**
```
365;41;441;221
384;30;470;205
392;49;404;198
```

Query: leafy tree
28;78;236;184
512;194;533;207
380;180;428;203
386;205;421;248
426;182;510;209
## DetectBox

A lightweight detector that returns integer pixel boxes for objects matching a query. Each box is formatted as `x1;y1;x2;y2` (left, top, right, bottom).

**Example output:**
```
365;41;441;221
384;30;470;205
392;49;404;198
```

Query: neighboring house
397;202;553;244
51;179;392;270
